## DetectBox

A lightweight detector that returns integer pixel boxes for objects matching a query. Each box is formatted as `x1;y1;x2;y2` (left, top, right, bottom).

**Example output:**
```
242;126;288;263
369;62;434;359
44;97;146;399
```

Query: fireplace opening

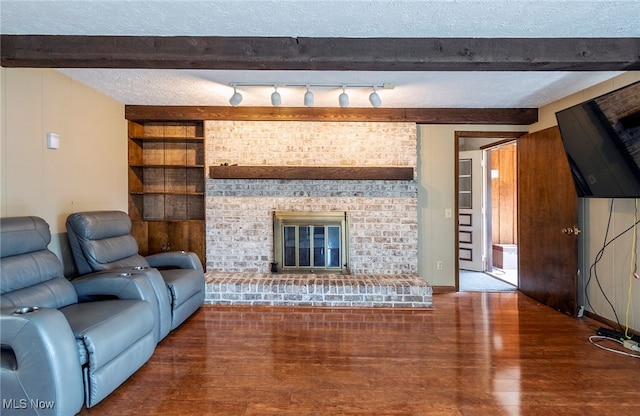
273;211;349;274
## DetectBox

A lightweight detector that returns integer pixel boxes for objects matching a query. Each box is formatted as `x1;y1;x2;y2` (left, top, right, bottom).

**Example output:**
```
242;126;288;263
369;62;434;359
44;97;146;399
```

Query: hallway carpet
459;270;516;292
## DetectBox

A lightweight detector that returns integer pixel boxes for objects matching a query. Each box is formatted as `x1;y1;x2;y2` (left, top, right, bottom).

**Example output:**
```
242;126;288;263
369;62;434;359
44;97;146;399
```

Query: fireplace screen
274;211;348;273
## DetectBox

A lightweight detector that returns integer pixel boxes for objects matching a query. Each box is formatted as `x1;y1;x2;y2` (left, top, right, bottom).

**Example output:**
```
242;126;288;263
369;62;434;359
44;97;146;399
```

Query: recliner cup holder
119;272;133;277
13;306;40;315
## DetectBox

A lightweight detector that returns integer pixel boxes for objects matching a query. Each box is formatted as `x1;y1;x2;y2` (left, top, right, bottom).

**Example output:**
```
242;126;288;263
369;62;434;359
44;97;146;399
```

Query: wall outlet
436;261;443;270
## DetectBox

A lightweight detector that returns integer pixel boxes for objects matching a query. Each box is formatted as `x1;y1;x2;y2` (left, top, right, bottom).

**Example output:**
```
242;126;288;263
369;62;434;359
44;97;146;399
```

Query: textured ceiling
3;0;639;38
2;0;639;108
54;69;623;108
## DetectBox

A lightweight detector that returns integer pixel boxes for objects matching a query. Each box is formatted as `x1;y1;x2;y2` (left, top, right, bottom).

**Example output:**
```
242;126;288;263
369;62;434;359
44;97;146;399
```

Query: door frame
454;131;526;291
482;139;519;280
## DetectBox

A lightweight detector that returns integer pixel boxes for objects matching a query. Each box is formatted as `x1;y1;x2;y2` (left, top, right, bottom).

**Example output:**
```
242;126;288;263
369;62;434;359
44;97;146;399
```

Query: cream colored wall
1;68;5;215
0;68;127;271
416;124;527;287
532;72;640;331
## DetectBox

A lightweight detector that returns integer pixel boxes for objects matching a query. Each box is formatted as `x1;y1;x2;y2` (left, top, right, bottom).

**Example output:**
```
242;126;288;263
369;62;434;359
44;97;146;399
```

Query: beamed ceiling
1;1;639;124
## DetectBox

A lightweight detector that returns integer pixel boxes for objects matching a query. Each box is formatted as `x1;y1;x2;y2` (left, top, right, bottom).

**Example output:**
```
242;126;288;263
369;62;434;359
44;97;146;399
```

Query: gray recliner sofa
0;216;157;414
65;210;205;337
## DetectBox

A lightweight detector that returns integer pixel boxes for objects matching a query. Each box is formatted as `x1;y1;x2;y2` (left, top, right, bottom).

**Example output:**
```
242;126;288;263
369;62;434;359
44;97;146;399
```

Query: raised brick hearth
205;272;433;308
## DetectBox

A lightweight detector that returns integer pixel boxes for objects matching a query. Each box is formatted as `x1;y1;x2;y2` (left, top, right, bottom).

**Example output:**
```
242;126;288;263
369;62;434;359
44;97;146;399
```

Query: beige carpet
459;270;517;292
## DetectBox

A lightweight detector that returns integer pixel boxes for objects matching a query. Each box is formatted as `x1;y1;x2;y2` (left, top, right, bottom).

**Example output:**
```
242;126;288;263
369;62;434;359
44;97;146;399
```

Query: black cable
585;199;615;319
585;199;640;331
591;221;640;331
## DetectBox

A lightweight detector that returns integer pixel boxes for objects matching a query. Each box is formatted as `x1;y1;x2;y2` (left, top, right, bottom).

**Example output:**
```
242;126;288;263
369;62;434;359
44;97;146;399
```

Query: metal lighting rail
228;82;395;89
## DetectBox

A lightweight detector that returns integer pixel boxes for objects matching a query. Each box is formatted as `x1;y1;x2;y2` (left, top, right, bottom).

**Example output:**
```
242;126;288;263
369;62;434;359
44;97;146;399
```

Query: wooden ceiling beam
125;105;538;125
2;35;639;71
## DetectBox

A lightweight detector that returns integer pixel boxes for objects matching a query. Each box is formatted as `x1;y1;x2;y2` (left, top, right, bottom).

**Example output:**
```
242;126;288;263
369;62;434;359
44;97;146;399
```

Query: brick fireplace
204;121;418;275
202;120;431;307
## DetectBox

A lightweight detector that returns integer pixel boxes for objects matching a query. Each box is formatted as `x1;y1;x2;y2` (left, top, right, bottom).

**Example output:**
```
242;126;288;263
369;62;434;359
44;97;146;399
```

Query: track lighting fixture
338;86;349;108
369;87;382;108
228;84;243;107
304;86;314;107
227;83;394;107
271;85;281;107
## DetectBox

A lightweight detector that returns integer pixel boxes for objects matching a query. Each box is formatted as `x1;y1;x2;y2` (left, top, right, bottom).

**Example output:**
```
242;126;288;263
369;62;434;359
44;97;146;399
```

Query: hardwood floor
80;292;639;415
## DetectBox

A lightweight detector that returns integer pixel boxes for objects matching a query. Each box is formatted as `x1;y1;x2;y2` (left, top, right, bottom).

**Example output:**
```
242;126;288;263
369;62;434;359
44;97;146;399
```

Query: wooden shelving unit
128;120;205;265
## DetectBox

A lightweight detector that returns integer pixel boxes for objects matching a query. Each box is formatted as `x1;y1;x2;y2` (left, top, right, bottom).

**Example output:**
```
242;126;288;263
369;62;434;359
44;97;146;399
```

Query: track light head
229;84;243;107
304;86;314;107
271;86;281;107
228;82;392;107
369;88;382;108
338;86;349;108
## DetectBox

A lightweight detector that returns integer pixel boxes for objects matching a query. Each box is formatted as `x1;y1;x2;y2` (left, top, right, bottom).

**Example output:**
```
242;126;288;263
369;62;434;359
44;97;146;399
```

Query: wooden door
518;126;579;316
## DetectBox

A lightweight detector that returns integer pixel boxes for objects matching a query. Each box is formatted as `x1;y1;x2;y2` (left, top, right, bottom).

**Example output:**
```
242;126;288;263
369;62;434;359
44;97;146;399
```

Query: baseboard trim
584;310;640;337
432;286;456;294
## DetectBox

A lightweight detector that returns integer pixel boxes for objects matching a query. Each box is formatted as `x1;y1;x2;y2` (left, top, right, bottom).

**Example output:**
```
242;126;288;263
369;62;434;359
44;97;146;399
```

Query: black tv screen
556;80;640;198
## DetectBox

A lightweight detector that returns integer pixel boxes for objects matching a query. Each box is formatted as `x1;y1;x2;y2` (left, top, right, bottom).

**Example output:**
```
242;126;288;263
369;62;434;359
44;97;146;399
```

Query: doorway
456;132;524;292
484;141;518;286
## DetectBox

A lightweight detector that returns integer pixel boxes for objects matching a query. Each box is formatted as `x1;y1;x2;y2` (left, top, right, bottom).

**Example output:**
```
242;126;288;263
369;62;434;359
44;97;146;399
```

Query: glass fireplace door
276;212;347;273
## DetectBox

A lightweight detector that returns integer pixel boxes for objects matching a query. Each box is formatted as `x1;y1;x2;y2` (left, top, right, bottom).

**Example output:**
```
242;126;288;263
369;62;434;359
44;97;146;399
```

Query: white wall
532;72;640;331
0;68;127;272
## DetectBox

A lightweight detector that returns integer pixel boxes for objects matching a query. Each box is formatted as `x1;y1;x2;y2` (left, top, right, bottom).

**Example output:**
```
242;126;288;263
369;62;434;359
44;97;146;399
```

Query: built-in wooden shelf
209;166;414;181
130;136;204;142
130;191;205;196
130;164;205;169
127;120;206;266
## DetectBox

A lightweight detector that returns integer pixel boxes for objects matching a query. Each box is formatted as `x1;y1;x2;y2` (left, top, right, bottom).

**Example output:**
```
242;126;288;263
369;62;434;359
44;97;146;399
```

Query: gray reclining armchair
0;216;157;414
65;210;205;335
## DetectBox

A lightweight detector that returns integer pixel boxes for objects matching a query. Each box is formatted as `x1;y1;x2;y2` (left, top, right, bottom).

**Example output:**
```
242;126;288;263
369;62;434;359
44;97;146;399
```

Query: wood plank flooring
79;292;640;415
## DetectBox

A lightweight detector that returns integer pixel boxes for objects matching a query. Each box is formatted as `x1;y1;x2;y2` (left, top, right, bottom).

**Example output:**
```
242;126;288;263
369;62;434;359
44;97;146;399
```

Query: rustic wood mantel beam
209;166;415;181
125;105;537;125
2;35;639;71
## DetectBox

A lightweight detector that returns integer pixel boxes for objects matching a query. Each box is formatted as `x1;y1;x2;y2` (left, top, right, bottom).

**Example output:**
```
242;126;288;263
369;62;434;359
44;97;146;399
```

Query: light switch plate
47;133;60;149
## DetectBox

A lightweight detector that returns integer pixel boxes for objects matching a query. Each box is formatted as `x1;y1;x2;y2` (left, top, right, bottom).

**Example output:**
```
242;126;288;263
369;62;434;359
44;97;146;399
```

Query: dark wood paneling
126;105;538;125
137;219;205;265
167;221;190;252
491;144;517;245
147;221;169;255
188;220;206;266
3;36;639;71
130;220;148;255
209;166;414;181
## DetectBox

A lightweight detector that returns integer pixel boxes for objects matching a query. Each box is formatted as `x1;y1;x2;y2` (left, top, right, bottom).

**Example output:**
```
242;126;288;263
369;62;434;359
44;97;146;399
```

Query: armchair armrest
146;251;203;271
1;307;84;416
71;267;172;343
71;269;158;302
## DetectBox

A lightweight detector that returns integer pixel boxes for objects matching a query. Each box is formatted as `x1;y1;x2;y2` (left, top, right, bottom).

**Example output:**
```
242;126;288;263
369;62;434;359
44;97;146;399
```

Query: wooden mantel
209;166;414;181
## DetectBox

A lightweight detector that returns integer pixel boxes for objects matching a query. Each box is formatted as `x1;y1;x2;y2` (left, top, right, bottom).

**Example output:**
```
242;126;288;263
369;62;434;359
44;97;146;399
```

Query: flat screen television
556;80;640;198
